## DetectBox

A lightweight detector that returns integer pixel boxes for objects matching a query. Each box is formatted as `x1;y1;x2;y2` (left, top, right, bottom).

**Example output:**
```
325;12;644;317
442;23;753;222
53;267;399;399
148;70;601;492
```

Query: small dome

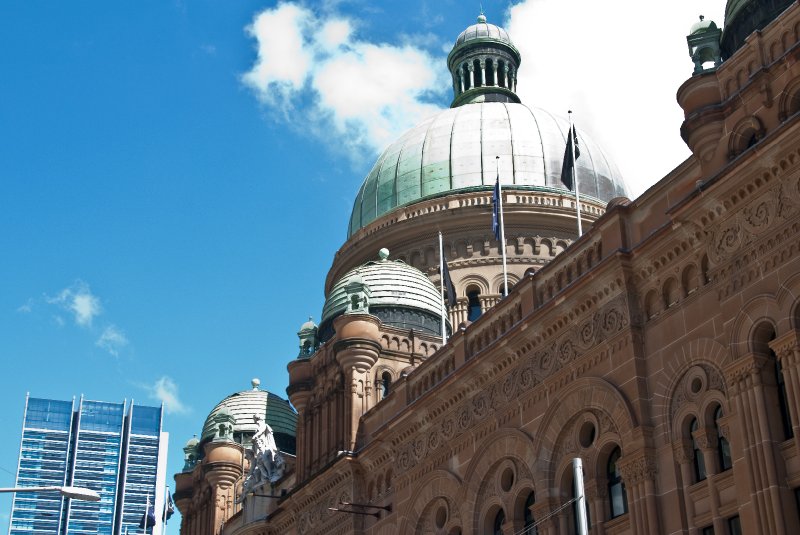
184;435;199;448
319;252;449;341
200;382;297;454
299;317;317;332
454;17;516;51
349;102;627;236
690;15;718;34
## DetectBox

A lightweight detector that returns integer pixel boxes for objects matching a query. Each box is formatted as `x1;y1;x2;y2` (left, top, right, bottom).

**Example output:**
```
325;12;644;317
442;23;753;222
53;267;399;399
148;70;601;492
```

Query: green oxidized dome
319;251;449;342
721;0;793;58
347;103;626;237
200;379;297;455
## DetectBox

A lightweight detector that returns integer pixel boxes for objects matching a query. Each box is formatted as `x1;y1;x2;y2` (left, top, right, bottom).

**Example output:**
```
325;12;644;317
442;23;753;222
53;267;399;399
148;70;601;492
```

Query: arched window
690;418;707;482
381;371;392;399
607;447;628;519
497;60;506;88
463;64;471;91
493;509;505;535
473;59;482;86
467;289;482;321
754;323;794;440
776;357;793;439
485;58;496;86
523;491;537;534
714;406;732;471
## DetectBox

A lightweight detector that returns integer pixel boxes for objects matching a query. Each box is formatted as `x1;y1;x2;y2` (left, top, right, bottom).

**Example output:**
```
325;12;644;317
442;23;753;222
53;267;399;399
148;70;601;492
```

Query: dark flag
560;125;581;190
491;177;501;241
139;504;156;529
163;490;175;522
440;255;457;308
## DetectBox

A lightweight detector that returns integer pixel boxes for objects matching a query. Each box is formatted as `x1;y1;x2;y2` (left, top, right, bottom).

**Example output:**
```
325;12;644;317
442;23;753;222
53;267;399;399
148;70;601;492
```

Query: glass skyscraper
9;395;169;535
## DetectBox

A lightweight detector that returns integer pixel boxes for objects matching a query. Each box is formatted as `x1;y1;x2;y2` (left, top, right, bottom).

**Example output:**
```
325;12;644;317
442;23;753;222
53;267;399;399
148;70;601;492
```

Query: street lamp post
0;486;101;502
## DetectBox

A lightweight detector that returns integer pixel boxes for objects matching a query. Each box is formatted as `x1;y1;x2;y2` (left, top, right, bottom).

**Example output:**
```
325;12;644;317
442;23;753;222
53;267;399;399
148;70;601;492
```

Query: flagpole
568;110;583;237
144;494;149;535
496;156;509;297
438;231;447;345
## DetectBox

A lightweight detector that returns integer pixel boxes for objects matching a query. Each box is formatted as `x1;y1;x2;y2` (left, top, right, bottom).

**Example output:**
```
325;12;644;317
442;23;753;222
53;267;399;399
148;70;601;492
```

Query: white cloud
505;0;726;196
95;324;129;357
46;281;102;328
147;376;189;415
16;299;33;313
242;2;448;161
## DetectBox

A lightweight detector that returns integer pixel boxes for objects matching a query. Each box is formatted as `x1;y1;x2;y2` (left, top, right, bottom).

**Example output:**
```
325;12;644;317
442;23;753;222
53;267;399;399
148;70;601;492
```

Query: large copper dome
348;103;627;237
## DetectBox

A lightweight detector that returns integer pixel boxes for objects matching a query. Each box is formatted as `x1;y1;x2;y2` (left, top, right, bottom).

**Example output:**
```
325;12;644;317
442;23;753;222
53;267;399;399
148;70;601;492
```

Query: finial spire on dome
378;248;390;261
251;378;261;390
477;5;486;23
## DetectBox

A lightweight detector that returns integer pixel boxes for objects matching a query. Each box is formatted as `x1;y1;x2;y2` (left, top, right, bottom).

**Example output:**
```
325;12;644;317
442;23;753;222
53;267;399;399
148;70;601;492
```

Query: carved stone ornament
619;453;658;486
238;414;286;502
392;297;630;475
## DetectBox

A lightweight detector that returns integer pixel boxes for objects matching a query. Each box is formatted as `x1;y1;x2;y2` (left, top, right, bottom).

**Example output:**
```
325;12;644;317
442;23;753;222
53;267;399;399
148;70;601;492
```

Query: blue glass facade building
9;395;169;535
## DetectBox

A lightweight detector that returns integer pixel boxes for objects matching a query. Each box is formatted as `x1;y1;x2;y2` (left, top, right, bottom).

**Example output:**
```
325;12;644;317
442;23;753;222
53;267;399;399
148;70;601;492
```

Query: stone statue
238;414;286;501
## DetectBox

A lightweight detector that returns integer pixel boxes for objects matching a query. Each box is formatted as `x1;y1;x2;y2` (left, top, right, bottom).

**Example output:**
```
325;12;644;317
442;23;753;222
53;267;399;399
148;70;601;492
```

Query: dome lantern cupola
448;13;522;107
687;15;722;75
297;317;318;359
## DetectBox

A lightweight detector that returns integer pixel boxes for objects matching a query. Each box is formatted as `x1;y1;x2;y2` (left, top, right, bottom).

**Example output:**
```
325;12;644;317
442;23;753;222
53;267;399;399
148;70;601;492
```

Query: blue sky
0;0;725;531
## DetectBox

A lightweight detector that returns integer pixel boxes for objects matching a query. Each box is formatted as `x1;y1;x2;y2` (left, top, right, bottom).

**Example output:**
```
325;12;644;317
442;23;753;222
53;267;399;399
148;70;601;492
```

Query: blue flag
492;177;501;241
139;504;156;529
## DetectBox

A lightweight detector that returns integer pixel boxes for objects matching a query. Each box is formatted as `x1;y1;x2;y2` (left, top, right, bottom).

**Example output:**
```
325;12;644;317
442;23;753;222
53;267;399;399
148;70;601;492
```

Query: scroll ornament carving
705;186;790;264
298;490;351;534
392;298;629;474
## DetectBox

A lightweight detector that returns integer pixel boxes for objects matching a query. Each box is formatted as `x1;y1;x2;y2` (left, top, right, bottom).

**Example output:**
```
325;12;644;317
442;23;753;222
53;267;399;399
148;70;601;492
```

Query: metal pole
568;111;583;237
438;231;447;345
573;458;588;535
496;157;509;297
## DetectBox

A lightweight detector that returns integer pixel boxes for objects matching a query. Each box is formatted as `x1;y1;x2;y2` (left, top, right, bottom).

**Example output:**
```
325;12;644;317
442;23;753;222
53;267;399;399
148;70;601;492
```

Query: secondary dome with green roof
199;378;297;455
318;249;450;342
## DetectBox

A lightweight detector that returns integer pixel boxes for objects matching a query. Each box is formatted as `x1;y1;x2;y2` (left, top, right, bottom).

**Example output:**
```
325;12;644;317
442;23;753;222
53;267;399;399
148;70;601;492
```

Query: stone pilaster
618;450;660;535
724;352;785;535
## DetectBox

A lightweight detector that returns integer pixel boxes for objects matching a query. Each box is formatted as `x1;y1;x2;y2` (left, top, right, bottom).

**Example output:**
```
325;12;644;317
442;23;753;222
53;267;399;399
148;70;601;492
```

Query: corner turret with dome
317;248;451;343
197;378;297;457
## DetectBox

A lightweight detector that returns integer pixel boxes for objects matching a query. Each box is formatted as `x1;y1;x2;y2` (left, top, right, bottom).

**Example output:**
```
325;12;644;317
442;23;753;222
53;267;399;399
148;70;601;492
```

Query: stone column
584;481;606;535
480;60;486;86
673;440;698;535
503;65;510;89
468;64;475;89
531;499;557;535
770;331;800;448
618;450;661;535
724;353;786;535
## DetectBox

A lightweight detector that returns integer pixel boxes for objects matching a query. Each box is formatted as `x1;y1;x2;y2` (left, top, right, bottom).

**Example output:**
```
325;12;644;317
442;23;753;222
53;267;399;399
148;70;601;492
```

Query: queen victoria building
174;1;800;533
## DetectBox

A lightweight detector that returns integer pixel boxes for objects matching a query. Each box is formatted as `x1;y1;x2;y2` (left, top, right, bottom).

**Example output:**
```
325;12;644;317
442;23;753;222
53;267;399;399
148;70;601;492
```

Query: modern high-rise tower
8;395;169;535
